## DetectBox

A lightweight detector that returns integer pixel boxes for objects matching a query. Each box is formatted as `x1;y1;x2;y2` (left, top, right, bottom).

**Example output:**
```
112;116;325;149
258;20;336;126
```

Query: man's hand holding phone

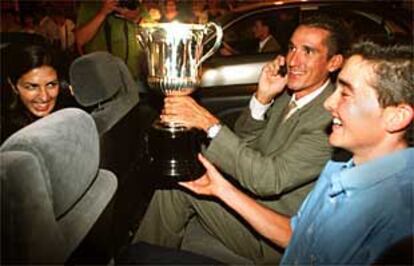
256;56;288;104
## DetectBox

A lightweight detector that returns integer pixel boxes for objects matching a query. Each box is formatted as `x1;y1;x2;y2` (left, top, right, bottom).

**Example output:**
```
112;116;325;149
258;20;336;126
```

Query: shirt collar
291;79;330;109
259;35;272;51
329;148;414;197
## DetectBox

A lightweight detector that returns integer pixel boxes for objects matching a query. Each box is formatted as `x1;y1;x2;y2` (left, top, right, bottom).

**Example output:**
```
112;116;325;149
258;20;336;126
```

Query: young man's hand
179;154;232;198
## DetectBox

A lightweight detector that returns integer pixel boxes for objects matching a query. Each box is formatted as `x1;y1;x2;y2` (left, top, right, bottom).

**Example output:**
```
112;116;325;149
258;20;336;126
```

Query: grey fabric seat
69;51;140;135
0;108;117;264
69;52;158;256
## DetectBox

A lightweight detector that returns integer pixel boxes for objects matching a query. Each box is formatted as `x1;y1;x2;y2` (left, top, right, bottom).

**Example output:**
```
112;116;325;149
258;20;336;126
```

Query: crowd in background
1;1;413;265
0;0;261;52
1;0;267;144
0;0;265;84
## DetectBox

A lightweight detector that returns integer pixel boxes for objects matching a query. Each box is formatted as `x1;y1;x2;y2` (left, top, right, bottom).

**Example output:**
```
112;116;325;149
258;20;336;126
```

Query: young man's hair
349;41;414;146
301;14;351;58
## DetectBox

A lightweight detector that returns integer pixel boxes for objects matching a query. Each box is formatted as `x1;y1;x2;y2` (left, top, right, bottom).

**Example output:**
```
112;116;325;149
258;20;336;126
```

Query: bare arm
180;154;292;248
75;0;117;54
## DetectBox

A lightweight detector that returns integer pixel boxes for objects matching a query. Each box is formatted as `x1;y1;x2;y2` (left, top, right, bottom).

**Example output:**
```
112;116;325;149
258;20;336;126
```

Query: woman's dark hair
6;43;63;85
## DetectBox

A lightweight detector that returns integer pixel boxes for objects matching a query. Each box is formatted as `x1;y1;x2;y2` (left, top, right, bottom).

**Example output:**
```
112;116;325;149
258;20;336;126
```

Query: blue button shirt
282;148;414;265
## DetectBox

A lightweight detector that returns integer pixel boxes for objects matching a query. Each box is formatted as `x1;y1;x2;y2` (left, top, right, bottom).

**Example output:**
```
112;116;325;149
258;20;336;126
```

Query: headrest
69;52;141;134
69;51;139;107
0;108;100;218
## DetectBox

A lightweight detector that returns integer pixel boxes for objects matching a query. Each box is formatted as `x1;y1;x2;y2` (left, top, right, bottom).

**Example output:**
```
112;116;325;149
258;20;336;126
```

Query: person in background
19;12;39;34
133;15;350;264
38;8;76;52
253;18;281;53
180;40;414;265
75;0;151;81
141;0;161;23
160;0;181;22
1;43;76;143
206;0;227;22
190;0;208;24
220;18;281;56
0;9;21;32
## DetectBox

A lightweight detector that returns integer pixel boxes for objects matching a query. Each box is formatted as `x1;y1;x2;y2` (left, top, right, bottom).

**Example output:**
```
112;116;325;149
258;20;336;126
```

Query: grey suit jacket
205;82;335;216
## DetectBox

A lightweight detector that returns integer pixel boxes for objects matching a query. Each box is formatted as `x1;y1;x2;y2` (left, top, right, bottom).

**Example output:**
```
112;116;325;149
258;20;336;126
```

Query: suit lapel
256;92;289;151
260;82;335;154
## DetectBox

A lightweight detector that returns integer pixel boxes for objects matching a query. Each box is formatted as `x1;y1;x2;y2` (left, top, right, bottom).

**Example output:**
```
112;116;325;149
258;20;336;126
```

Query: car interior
1;0;412;264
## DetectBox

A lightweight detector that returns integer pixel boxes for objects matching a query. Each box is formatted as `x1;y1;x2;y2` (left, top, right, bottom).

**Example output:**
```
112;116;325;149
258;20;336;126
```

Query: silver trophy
137;22;223;180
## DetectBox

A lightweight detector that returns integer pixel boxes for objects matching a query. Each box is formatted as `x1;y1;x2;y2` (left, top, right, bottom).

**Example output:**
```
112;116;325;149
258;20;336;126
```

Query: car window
301;8;389;43
212;4;407;60
216;8;299;57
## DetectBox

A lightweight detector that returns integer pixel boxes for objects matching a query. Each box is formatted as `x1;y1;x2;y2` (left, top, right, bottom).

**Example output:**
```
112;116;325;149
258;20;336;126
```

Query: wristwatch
207;123;222;139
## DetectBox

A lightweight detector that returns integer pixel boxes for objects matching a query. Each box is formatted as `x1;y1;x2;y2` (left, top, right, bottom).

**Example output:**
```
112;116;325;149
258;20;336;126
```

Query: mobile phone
278;64;287;77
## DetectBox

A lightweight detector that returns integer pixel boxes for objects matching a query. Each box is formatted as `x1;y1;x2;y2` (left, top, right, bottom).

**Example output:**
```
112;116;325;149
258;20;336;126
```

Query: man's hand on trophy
161;96;219;132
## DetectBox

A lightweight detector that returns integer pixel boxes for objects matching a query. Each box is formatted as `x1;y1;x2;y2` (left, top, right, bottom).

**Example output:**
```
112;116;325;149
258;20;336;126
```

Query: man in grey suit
134;15;350;264
253;18;281;53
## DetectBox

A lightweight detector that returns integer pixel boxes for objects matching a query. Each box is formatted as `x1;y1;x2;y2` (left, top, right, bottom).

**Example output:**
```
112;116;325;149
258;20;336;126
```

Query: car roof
211;0;411;39
228;0;406;13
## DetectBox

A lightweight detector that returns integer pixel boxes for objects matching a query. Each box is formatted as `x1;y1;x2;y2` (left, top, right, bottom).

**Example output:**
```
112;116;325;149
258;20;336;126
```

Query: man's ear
328;54;344;73
384;104;414;133
7;78;18;94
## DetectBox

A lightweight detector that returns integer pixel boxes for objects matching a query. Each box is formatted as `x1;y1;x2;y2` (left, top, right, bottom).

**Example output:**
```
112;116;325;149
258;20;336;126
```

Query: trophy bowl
137;22;223;180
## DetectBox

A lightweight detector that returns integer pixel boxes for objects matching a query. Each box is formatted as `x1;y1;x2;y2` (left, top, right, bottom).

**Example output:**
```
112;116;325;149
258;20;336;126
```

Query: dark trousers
115;242;224;265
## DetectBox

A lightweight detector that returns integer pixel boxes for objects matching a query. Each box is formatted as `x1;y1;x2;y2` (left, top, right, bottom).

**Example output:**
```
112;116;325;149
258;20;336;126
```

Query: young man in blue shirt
180;40;414;264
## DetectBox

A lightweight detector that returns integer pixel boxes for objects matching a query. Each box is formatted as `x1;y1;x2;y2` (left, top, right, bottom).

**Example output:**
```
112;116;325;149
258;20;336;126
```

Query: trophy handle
136;31;147;50
197;22;223;67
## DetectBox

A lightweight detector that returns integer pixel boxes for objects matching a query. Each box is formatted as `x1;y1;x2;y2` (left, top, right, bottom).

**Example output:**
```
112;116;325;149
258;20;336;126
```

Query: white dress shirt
250;79;330;120
259;35;273;52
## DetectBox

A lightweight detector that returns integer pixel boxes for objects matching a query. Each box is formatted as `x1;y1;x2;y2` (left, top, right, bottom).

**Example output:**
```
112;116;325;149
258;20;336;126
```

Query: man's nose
323;91;338;111
288;50;300;66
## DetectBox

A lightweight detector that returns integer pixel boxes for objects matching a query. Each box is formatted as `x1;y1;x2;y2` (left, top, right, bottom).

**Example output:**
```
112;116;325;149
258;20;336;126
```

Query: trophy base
148;120;205;181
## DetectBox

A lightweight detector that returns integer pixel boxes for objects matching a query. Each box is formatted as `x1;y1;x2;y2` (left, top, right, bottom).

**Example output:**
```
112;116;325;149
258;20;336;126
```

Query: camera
118;0;138;10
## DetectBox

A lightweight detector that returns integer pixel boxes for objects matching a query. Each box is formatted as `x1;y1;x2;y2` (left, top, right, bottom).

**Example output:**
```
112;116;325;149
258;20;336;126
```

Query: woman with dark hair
1;43;77;143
